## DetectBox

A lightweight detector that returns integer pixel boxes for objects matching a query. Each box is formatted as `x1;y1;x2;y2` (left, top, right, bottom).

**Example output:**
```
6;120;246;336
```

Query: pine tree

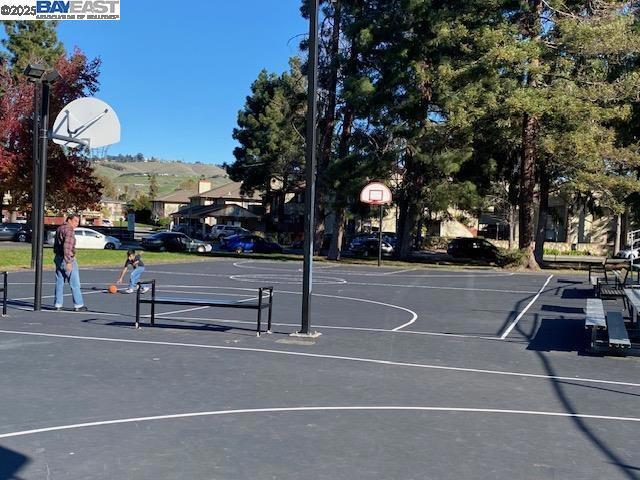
2;21;65;73
226;58;306;194
148;173;159;199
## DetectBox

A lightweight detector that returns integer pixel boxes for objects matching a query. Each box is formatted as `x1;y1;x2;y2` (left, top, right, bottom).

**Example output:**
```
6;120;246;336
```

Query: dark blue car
221;234;283;254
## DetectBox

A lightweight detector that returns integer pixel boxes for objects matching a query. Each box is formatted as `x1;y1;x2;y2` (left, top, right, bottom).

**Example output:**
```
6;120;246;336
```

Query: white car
74;227;122;250
615;246;639;260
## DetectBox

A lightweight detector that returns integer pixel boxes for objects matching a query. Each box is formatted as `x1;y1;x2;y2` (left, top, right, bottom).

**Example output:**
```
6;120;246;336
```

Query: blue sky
54;1;307;165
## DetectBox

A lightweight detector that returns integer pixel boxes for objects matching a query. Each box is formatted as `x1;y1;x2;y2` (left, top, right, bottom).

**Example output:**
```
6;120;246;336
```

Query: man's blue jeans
54;256;84;308
129;267;145;290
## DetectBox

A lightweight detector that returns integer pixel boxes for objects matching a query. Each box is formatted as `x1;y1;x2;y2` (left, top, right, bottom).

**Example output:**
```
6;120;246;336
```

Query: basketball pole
30;80;42;270
299;0;319;336
378;204;383;267
33;80;51;312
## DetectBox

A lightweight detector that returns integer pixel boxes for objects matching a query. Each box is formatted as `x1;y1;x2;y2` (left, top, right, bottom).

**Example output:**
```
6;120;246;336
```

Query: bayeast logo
36;1;119;19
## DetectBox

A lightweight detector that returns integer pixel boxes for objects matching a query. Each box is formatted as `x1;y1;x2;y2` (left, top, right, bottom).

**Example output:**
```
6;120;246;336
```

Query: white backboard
52;97;121;149
360;182;392;205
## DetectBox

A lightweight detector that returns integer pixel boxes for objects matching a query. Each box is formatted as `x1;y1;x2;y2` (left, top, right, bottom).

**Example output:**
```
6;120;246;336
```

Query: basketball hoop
360;181;392;205
52;97;120;151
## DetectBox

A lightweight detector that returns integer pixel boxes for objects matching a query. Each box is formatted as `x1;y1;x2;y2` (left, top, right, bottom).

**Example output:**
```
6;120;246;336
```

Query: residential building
170;181;264;236
151;179;212;219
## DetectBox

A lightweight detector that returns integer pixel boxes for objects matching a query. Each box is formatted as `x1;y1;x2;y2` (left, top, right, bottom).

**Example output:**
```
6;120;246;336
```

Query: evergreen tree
2;21;65;72
148;173;159;199
226;58;307;194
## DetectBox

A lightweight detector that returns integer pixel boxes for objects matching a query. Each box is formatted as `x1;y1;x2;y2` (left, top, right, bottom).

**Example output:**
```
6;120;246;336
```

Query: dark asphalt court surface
0;258;638;479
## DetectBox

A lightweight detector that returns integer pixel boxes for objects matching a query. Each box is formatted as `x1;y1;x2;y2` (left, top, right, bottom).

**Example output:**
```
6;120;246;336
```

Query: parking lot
1;259;639;479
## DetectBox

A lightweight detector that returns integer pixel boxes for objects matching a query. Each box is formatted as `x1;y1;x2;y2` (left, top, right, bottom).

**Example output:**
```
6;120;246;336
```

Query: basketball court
0;258;639;479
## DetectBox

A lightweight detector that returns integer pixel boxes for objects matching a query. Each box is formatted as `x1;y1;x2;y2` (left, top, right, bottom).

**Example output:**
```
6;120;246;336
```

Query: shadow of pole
0;445;29;480
518;310;639;479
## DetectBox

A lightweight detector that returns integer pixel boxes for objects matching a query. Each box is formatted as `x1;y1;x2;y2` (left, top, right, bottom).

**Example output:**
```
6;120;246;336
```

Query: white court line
153;315;488;339
274;290;418;331
12;289;105;302
155;306;210;317
383;268;416;275
1;405;638;440
347;281;537;294
86;267;527;285
500;275;554;340
0;329;638;388
9;284;417;333
231;261;520;278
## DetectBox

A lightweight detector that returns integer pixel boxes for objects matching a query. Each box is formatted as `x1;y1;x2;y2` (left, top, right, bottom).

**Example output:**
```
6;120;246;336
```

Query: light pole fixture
24;63;47;80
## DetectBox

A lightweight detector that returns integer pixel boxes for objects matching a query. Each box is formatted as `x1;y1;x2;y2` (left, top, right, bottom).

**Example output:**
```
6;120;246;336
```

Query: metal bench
0;271;6;317
598;267;629;308
584;298;606;348
624;288;640;327
605;311;631;349
134;280;273;336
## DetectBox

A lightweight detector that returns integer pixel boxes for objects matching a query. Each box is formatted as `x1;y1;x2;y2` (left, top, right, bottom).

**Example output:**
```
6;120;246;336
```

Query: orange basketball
108;284;118;294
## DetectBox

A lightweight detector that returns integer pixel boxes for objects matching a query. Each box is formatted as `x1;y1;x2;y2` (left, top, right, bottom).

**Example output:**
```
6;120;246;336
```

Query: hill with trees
93;157;229;200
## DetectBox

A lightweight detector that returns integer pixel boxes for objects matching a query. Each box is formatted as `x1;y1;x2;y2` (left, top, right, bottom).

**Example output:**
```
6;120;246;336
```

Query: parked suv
447;237;499;260
0;223;32;242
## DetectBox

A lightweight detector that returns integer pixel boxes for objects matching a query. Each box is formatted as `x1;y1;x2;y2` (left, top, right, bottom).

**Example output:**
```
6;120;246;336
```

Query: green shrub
497;248;525;267
544;248;593;256
157;216;172;229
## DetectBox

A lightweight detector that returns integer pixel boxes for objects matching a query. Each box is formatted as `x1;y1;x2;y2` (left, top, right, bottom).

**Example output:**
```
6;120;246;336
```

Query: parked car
141;231;212;253
208;225;250;240
72;227;122;250
102;219;113;227
381;232;397;247
615;245;639;260
447;237;499;260
0;223;31;242
348;238;394;258
221;234;283;254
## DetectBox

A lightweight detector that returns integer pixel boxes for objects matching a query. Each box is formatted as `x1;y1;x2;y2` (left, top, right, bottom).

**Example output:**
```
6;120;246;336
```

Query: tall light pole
25;65;45;270
24;65;61;311
299;0;320;336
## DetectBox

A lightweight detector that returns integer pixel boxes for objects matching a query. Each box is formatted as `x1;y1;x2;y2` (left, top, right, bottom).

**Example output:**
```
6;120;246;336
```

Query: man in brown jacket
53;214;87;311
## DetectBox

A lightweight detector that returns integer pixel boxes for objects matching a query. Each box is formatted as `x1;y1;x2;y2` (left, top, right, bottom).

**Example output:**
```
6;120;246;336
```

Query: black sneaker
74;306;88;312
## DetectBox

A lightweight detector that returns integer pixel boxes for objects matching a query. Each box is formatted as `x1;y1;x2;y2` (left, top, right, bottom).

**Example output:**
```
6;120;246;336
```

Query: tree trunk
614;213;622;254
397;199;418;260
326;37;357;261
327;205;345;260
518;0;542;270
519;112;539;270
314;0;342;255
508;205;517;250
534;166;549;266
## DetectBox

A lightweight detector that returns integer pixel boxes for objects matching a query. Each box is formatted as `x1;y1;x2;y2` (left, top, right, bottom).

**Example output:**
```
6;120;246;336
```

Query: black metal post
300;0;319;335
2;271;7;317
378;205;383;267
150;280;156;326
135;283;141;329
257;287;263;336
267;287;273;333
31;81;41;270
33;81;51;311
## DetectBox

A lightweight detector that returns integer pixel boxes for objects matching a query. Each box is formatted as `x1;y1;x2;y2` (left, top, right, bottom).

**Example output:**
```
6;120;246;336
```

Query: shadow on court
0;446;29;480
518;312;640;480
526;317;586;353
80;317;278;336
